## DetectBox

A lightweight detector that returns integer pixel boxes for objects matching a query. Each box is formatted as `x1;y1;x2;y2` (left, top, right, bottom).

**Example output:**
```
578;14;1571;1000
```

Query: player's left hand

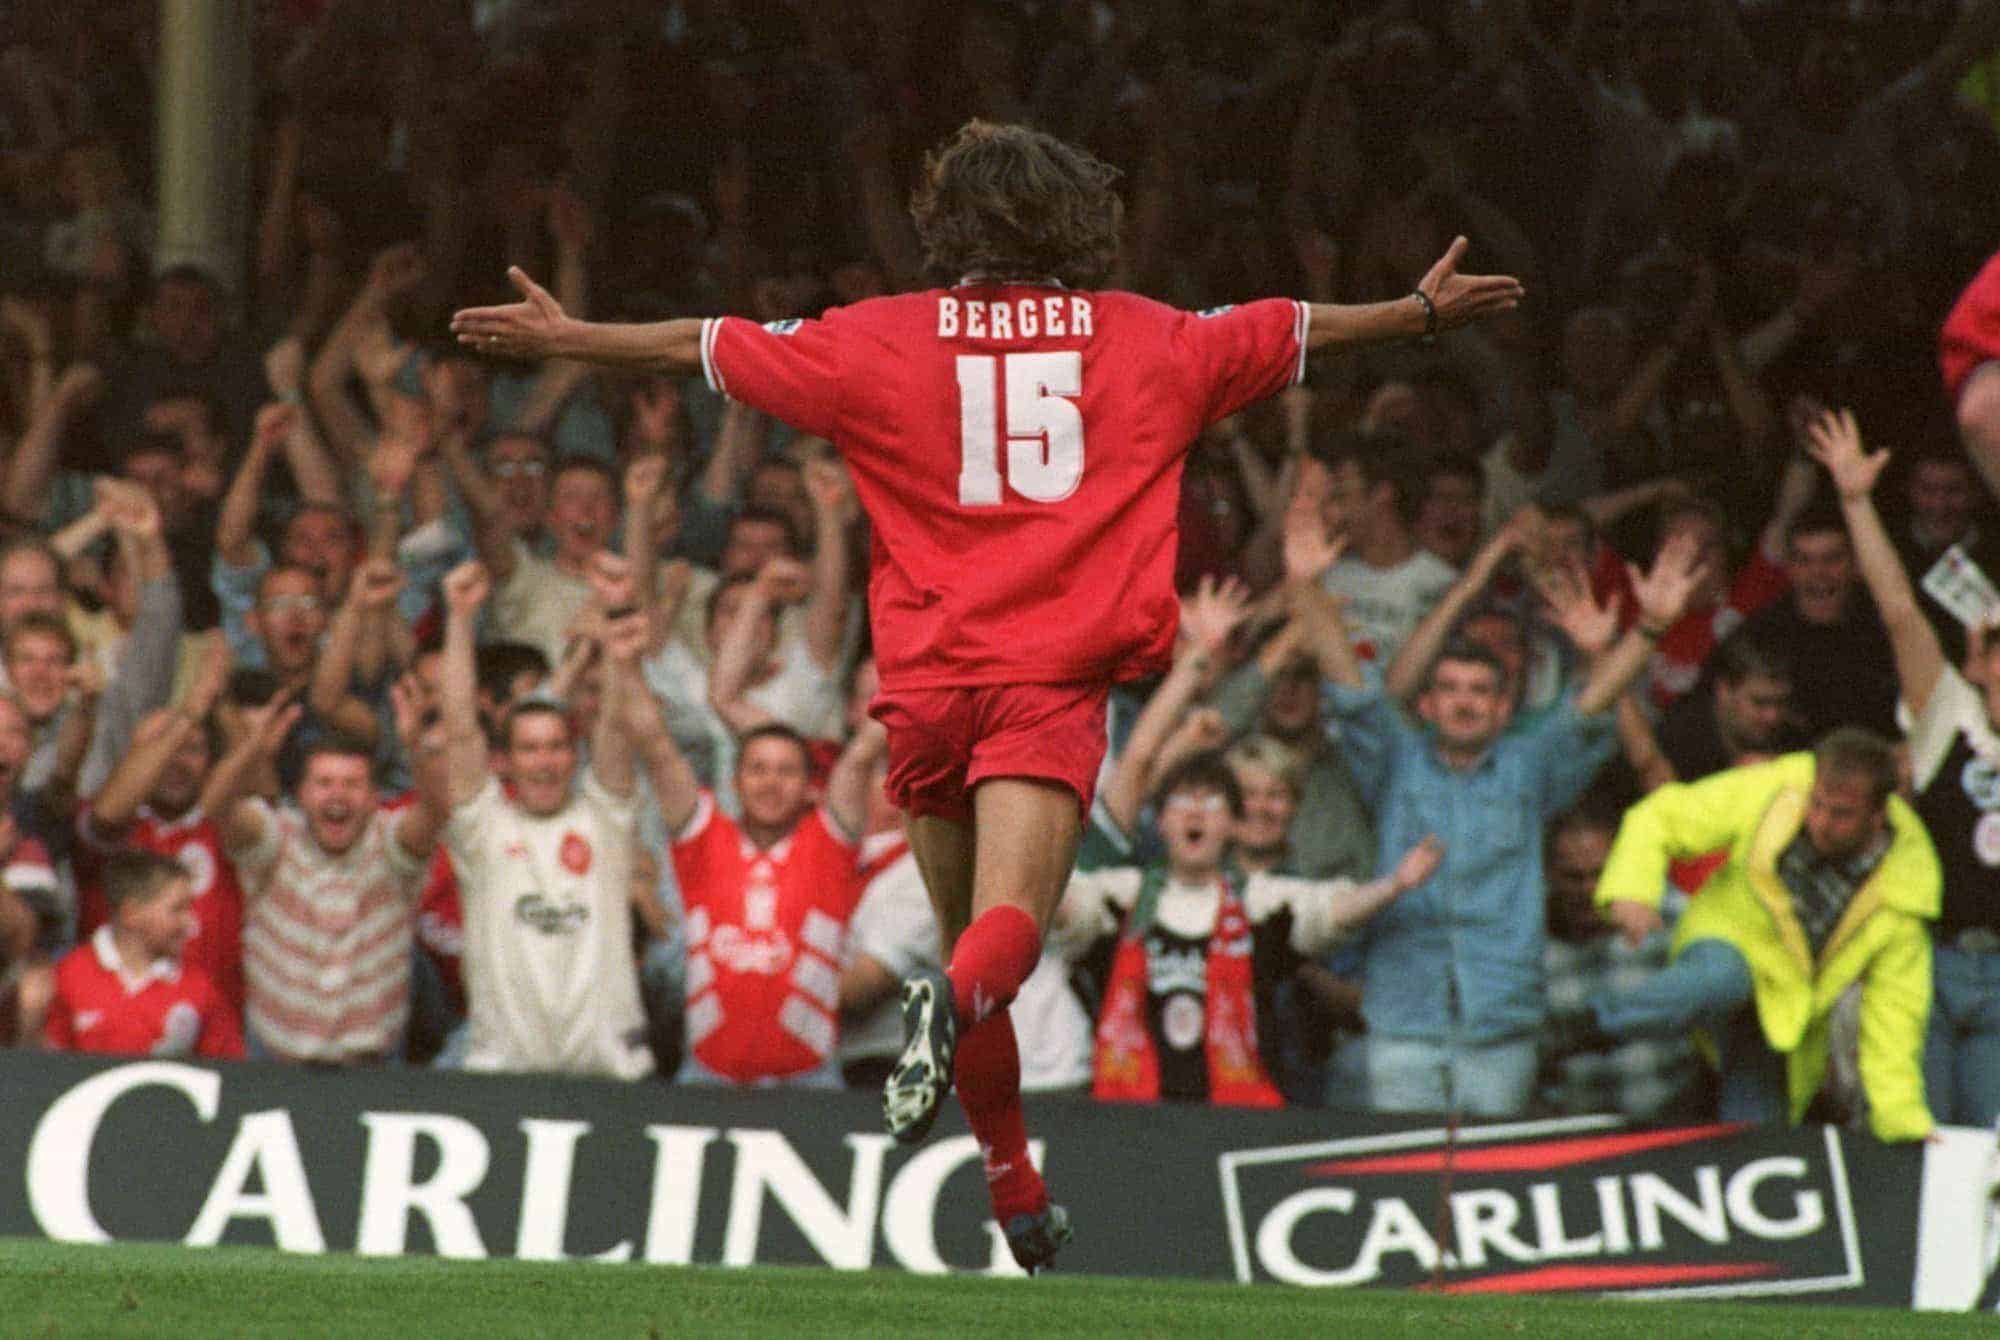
1417;236;1525;332
451;267;570;361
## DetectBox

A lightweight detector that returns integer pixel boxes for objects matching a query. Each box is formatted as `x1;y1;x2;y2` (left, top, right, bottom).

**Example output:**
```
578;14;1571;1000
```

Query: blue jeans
1367;1034;1540;1117
1923;943;2000;1127
1591;937;1787;1125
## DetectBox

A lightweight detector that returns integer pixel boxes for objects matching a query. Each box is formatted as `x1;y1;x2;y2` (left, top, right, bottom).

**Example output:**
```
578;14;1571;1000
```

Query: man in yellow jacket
1590;729;1939;1141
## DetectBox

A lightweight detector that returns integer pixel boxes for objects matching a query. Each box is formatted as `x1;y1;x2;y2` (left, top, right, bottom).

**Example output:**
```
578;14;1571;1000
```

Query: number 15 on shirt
955;352;1084;506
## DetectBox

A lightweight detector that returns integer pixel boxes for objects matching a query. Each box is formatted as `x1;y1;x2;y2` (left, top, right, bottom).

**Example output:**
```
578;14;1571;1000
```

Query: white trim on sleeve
1292;299;1310;386
700;318;728;397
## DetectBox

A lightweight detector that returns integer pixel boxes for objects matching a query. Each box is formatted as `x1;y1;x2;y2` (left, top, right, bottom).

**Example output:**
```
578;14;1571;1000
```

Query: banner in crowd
1;1053;1992;1310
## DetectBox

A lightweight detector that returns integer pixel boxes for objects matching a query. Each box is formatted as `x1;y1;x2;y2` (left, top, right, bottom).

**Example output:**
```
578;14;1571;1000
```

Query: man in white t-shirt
1318;431;1457;669
431;555;656;1080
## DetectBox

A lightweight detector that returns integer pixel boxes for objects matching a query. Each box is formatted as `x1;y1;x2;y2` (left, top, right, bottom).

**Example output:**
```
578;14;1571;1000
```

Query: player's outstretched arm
451;267;704;374
1304;236;1523;353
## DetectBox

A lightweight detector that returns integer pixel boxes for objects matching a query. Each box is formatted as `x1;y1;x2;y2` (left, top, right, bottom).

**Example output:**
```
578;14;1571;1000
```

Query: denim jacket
1330;681;1615;1045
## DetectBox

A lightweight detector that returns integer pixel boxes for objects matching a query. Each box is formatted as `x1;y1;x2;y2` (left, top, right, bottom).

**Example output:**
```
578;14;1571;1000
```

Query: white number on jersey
955;352;1084;505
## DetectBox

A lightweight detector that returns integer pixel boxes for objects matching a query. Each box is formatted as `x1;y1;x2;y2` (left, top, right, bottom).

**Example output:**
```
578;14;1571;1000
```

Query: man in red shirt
40;848;242;1059
76;688;243;1019
454;119;1521;1269
664;720;888;1085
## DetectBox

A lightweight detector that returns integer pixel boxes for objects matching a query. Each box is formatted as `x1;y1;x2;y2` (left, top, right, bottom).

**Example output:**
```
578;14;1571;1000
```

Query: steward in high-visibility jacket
1596;745;1940;1141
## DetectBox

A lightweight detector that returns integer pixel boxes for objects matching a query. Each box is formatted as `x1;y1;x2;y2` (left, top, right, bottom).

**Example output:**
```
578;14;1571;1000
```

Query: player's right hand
451;267;569;361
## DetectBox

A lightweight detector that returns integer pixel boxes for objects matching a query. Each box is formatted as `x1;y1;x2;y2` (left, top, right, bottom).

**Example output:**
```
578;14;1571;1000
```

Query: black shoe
883;967;957;1145
1004;1203;1073;1274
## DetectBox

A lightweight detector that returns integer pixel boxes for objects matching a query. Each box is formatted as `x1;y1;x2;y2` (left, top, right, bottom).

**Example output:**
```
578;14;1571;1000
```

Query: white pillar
154;0;252;293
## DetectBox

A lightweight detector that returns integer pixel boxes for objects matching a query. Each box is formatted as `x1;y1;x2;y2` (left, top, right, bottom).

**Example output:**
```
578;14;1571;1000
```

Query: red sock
947;904;1041;1027
955;1012;1046;1224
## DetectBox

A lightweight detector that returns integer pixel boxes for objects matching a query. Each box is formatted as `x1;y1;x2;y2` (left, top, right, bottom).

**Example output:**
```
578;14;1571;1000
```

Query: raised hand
1630;530;1710;633
629;381;680;449
247;690;303;758
350;558;404;610
803;455;855;521
96;477;162;540
368;426;423;499
442;560;490;617
623;453;669;513
587;550;637;612
600;609;652;666
1537;557;1617;657
1179;574;1251;652
251;401;297;453
264;335;307;397
1389;834;1445;893
185;636;232;718
1416;236;1525;333
388;673;438;750
755;555;812;604
450;267;570;361
52;362;104;413
1180;706;1230;752
1283;489;1347;583
66;658;104;705
1804;407;1888;502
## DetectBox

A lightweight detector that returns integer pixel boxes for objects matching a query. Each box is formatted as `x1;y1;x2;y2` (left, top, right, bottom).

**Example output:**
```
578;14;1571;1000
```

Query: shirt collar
91;924;180;992
955;274;1066;289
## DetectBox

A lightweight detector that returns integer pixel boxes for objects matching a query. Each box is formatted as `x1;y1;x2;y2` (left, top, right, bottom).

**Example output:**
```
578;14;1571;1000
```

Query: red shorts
869;682;1110;823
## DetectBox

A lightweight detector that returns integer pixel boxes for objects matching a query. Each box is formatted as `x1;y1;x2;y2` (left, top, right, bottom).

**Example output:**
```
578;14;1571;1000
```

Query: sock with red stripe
946;903;1041;1028
954;1011;1046;1224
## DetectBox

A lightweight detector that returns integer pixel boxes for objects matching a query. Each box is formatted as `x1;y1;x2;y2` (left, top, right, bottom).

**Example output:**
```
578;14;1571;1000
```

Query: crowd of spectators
4;0;2000;1146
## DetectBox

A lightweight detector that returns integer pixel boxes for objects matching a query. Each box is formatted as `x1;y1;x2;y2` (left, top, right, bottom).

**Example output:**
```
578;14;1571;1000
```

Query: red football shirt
703;288;1307;690
45;926;244;1059
76;805;246;1018
1942;246;2000;402
671;792;862;1082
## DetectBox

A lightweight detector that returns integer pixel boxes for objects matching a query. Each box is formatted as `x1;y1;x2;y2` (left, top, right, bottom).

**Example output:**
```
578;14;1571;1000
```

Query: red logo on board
559;833;592;875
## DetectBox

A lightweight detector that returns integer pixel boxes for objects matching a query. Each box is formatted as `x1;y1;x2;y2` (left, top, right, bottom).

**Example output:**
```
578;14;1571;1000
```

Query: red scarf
1091;872;1284;1108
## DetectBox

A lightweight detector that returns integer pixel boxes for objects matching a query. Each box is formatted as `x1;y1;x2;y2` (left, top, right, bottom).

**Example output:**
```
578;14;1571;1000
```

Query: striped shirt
228;799;426;1063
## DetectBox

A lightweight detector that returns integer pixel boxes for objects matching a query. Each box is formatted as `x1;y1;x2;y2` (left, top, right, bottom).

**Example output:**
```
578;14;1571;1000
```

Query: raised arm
824;717;891;842
207;694;302;855
215;404;292;569
1100;575;1250;835
262;335;343;505
309;243;427;465
708;558;808;736
388;673;451;862
75;482;184;796
801;455;856;674
4;363;100;525
1306;237;1523;353
306;560;402;747
1807;408;1944;716
452;268;702;374
600;603;701;834
438;561;494;808
1385;509;1538;701
1575;531;1709;717
437;426;519;584
586;554;642;799
698;398;765;514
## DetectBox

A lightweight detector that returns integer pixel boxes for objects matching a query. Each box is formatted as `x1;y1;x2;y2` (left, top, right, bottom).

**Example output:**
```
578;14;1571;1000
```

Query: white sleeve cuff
700;318;728;397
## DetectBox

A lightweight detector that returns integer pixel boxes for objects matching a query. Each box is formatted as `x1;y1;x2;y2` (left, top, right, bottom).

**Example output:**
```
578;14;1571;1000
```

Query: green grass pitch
1;1239;1993;1339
